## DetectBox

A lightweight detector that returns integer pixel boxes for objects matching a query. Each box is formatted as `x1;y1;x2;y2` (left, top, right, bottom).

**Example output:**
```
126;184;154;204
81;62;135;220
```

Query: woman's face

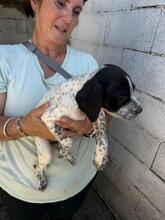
32;0;84;46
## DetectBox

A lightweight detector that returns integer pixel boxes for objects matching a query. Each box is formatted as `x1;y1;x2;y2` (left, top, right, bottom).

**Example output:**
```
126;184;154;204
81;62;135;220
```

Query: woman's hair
24;0;88;17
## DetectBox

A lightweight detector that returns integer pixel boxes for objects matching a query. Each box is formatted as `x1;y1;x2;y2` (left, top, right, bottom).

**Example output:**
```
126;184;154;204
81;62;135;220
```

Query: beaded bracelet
3;117;15;138
15;117;28;137
83;129;95;138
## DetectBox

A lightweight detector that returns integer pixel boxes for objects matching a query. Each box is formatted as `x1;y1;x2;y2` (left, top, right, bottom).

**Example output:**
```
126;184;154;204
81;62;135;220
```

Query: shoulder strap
23;41;72;79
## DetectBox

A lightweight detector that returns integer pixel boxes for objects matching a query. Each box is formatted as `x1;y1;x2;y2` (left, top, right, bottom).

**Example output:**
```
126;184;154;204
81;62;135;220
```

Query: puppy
34;64;142;191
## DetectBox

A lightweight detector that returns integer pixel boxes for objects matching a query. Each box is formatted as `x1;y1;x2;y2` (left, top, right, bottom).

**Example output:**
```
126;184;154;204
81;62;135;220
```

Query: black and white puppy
34;64;142;191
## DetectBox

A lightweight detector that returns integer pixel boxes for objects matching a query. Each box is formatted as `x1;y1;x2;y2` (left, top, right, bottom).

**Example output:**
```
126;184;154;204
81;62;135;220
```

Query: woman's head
30;0;86;47
24;0;88;17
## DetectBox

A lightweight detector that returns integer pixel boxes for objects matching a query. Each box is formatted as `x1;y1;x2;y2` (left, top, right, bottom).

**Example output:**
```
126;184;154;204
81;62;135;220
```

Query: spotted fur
34;64;142;191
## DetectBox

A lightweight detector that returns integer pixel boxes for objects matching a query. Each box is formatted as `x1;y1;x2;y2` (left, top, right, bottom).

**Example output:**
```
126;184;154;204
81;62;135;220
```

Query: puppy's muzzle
116;97;143;120
133;105;143;115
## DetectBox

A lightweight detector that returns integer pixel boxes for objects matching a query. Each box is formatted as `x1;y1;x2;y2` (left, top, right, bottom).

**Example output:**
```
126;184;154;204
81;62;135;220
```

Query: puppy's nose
135;106;143;114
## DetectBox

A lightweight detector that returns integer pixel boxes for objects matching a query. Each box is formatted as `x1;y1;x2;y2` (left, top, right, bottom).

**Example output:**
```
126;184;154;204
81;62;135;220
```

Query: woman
0;0;108;219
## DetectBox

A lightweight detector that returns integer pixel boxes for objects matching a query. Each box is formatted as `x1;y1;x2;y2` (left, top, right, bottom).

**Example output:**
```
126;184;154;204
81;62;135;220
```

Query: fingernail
55;121;62;126
55;120;60;124
59;117;66;123
45;102;49;108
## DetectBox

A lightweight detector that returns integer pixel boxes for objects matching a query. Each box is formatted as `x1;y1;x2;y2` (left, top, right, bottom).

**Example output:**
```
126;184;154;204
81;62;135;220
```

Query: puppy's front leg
93;109;108;170
42;114;77;166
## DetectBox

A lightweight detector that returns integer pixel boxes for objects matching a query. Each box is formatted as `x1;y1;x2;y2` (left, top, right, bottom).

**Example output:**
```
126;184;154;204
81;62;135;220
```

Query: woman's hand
21;102;56;140
21;103;111;140
55;110;111;138
55;116;94;138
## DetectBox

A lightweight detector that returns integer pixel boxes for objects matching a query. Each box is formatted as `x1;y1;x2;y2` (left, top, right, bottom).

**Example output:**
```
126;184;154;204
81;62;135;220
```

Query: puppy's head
76;64;142;122
100;65;142;120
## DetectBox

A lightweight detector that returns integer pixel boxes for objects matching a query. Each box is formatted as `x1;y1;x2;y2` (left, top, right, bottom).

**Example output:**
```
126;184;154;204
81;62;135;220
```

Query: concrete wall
1;1;165;220
71;1;165;220
0;4;33;44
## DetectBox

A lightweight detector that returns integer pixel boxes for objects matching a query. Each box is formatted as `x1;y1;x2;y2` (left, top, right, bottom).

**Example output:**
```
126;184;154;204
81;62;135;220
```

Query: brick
71;40;122;66
136;195;165;220
116;144;165;216
103;164;140;211
102;139;165;216
70;39;103;65
16;19;27;33
152;143;165;181
132;0;165;7
82;0;93;13
2;7;25;19
121;49;165;101
73;188;115;220
104;9;161;51
3;18;16;32
135;93;165;143
26;18;34;36
0;32;5;44
94;164;140;220
0;19;2;31
76;13;106;44
109;117;159;167
4;32;28;44
0;5;4;18
92;0;132;11
101;46;122;66
153;10;165;55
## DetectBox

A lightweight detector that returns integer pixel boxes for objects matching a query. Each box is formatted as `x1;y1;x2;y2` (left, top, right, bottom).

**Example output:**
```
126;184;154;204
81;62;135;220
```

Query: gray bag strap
23;41;72;79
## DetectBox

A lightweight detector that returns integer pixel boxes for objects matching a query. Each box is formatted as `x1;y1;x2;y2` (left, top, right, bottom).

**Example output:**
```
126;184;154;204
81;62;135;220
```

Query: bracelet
3;117;15;138
83;129;95;138
15;117;28;137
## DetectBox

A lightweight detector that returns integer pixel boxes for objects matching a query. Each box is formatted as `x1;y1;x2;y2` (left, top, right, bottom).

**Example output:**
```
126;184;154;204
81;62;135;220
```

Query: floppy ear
76;80;103;122
103;84;130;112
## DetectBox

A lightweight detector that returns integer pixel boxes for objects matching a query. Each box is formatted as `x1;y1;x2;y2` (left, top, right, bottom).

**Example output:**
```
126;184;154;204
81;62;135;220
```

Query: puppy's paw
38;176;47;191
69;157;77;166
58;153;77;166
34;164;48;191
93;155;108;170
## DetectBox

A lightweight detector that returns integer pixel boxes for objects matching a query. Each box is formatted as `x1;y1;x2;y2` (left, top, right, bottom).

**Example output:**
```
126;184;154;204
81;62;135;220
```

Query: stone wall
0;4;33;44
71;1;165;220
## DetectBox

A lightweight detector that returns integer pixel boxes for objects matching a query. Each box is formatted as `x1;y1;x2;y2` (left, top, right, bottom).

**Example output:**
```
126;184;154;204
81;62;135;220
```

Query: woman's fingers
21;102;56;140
62;129;78;138
34;102;50;118
55;116;93;136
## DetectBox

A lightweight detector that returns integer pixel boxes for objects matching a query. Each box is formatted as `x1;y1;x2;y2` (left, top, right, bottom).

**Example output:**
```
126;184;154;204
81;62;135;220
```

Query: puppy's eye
117;96;130;107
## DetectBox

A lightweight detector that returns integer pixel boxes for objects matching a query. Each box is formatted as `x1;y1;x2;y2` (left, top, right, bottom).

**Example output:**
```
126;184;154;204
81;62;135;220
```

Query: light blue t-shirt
0;44;98;203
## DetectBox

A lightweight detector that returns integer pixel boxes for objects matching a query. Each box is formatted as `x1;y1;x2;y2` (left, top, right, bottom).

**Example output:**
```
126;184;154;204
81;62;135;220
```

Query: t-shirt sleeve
0;56;9;94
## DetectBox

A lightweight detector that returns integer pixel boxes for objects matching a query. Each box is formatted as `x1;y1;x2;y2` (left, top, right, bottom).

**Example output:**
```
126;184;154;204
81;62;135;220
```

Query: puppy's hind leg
34;137;52;191
93;109;109;170
42;116;77;166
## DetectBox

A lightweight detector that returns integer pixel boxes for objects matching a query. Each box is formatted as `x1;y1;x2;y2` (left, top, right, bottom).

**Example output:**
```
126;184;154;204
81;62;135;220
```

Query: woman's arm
0;94;56;141
0;93;110;141
0;93;19;141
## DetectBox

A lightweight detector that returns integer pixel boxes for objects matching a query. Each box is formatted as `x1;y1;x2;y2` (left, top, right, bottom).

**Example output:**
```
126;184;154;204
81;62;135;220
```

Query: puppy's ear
76;80;103;122
103;84;130;112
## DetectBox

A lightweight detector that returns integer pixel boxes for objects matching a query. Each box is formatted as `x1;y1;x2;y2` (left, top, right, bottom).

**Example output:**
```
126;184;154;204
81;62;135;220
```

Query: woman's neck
31;34;67;60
